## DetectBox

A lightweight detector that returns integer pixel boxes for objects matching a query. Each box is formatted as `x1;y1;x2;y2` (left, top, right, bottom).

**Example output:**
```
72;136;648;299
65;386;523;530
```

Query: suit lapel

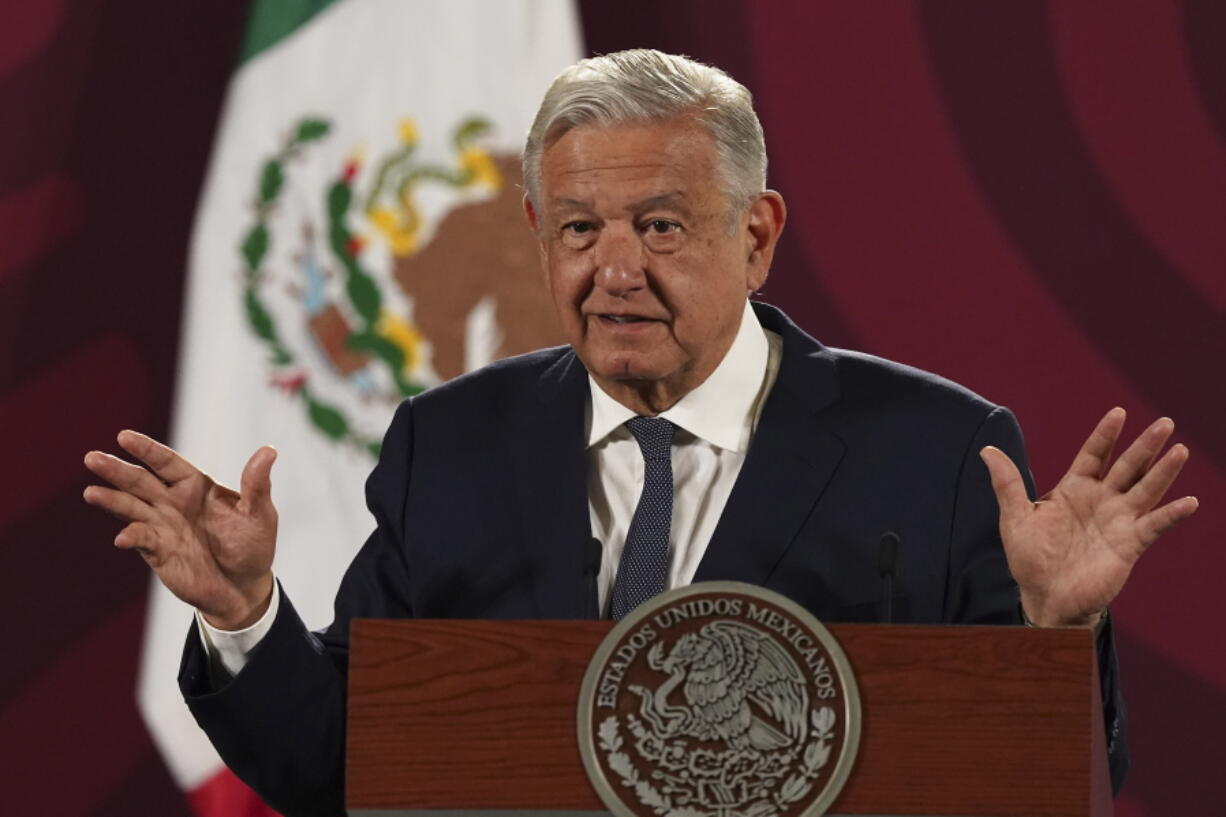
507;305;843;613
694;304;845;586
510;350;594;619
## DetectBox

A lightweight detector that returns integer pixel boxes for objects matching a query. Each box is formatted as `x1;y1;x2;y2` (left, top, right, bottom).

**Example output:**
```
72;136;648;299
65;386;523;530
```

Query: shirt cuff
194;581;281;680
1020;603;1109;639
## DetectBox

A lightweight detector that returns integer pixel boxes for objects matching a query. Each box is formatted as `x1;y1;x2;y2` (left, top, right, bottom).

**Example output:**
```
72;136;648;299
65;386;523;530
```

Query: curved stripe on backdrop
0;601;149;816
0;0;66;76
916;2;1222;473
1049;0;1226;316
1181;0;1226;149
0;172;83;284
0;0;103;193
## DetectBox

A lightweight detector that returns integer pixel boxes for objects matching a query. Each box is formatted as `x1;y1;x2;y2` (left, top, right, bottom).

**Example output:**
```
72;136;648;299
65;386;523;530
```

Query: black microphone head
584;537;603;576
878;531;900;577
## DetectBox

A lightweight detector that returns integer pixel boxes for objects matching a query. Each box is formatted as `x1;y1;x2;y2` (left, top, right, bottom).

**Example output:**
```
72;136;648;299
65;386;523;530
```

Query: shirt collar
586;299;771;453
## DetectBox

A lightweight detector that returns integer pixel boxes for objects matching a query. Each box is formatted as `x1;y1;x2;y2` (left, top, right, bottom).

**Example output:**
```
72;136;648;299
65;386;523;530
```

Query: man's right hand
84;430;278;631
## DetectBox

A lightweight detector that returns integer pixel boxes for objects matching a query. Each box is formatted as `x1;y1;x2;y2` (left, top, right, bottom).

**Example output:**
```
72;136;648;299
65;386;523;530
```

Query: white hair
523;49;767;211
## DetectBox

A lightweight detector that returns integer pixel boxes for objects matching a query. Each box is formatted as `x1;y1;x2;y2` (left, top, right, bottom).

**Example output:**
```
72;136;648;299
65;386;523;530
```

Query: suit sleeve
946;405;1128;793
178;398;418;817
944;406;1033;625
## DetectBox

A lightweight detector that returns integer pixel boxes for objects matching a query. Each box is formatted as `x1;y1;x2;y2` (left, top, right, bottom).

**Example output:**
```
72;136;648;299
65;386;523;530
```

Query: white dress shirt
586;299;781;611
200;299;782;674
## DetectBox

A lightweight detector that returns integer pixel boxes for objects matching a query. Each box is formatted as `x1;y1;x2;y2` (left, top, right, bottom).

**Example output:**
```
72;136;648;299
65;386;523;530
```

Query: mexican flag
138;1;581;813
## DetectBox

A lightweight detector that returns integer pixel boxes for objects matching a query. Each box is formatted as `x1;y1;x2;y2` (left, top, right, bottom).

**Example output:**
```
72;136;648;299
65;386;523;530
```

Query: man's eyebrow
632;192;689;213
549;197;594;213
546;192;692;216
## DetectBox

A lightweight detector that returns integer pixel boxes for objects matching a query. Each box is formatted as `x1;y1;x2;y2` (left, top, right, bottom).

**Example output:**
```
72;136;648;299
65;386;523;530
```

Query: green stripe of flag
239;0;340;64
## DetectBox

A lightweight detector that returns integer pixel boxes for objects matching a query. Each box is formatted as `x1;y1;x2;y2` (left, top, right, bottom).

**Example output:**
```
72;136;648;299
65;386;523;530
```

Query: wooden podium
346;621;1112;817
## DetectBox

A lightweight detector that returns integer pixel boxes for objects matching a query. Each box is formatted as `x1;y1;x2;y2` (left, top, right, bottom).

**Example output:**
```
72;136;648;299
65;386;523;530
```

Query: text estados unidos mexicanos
596;598;838;708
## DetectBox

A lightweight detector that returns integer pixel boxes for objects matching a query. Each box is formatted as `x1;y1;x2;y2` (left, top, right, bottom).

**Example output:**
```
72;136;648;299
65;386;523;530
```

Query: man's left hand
980;407;1198;628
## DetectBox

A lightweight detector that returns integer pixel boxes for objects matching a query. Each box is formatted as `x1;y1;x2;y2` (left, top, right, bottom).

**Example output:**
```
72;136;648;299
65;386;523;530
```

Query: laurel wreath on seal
599;707;836;817
236;115;499;457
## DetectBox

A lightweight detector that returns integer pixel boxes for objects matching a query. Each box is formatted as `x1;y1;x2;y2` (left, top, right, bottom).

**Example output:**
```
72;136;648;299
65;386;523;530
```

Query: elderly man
84;50;1194;817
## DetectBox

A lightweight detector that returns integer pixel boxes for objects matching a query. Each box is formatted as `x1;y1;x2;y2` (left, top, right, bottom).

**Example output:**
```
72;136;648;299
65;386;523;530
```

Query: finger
117;430;200;484
116;523;172;569
1064;407;1126;480
84;450;169;505
980;446;1032;526
83;484;155;523
1136;495;1199;548
240;446;278;509
1104;417;1175;492
1126;442;1190;513
114;521;158;551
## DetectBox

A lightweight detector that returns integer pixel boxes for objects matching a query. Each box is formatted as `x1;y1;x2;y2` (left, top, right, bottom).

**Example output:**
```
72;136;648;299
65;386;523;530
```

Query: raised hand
981;408;1198;628
83;430;278;630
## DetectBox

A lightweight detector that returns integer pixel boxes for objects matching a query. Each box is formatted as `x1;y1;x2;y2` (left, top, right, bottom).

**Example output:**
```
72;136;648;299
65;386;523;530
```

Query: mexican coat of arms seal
578;582;861;817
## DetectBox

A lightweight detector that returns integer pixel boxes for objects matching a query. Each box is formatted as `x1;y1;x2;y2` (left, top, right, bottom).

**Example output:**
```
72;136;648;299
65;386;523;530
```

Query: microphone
584;537;603;620
878;531;900;624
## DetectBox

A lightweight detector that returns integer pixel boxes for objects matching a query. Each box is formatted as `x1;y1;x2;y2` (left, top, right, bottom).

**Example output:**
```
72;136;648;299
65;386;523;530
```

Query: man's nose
593;227;646;296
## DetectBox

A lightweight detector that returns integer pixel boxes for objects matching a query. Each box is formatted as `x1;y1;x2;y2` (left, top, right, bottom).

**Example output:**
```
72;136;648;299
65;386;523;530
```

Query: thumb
980;445;1030;527
240;445;277;509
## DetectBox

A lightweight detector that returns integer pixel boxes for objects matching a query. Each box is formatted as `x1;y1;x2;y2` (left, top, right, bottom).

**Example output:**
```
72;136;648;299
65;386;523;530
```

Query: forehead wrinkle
560;155;675;170
632;192;690;215
546;191;693;222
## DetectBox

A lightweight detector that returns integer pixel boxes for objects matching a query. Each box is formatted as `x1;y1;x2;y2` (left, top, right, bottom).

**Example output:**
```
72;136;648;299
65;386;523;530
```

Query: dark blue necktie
608;417;677;620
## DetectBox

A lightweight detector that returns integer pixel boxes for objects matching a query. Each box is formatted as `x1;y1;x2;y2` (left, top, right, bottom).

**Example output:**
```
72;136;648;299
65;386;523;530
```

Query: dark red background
2;2;1221;815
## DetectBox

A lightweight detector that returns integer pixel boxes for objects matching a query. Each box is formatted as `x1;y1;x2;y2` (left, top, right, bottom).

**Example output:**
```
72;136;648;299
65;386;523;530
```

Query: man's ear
523;194;550;273
744;190;787;291
523;194;541;233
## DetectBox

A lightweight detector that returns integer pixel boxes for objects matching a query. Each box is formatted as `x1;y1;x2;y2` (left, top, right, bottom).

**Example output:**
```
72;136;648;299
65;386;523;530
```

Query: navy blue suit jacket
180;302;1126;816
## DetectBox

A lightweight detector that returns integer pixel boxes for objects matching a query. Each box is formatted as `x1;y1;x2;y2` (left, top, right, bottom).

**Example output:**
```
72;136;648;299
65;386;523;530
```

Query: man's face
527;118;781;411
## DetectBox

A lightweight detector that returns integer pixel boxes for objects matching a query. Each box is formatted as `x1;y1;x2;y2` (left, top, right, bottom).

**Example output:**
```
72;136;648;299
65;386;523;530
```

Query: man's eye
563;221;594;235
645;220;679;234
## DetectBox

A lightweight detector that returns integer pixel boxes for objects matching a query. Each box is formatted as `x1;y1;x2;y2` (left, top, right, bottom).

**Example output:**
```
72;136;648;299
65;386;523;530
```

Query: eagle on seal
629;620;808;751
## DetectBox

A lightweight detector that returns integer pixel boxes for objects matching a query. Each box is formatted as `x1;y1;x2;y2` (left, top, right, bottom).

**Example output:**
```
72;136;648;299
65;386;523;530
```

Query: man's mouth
600;314;652;324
